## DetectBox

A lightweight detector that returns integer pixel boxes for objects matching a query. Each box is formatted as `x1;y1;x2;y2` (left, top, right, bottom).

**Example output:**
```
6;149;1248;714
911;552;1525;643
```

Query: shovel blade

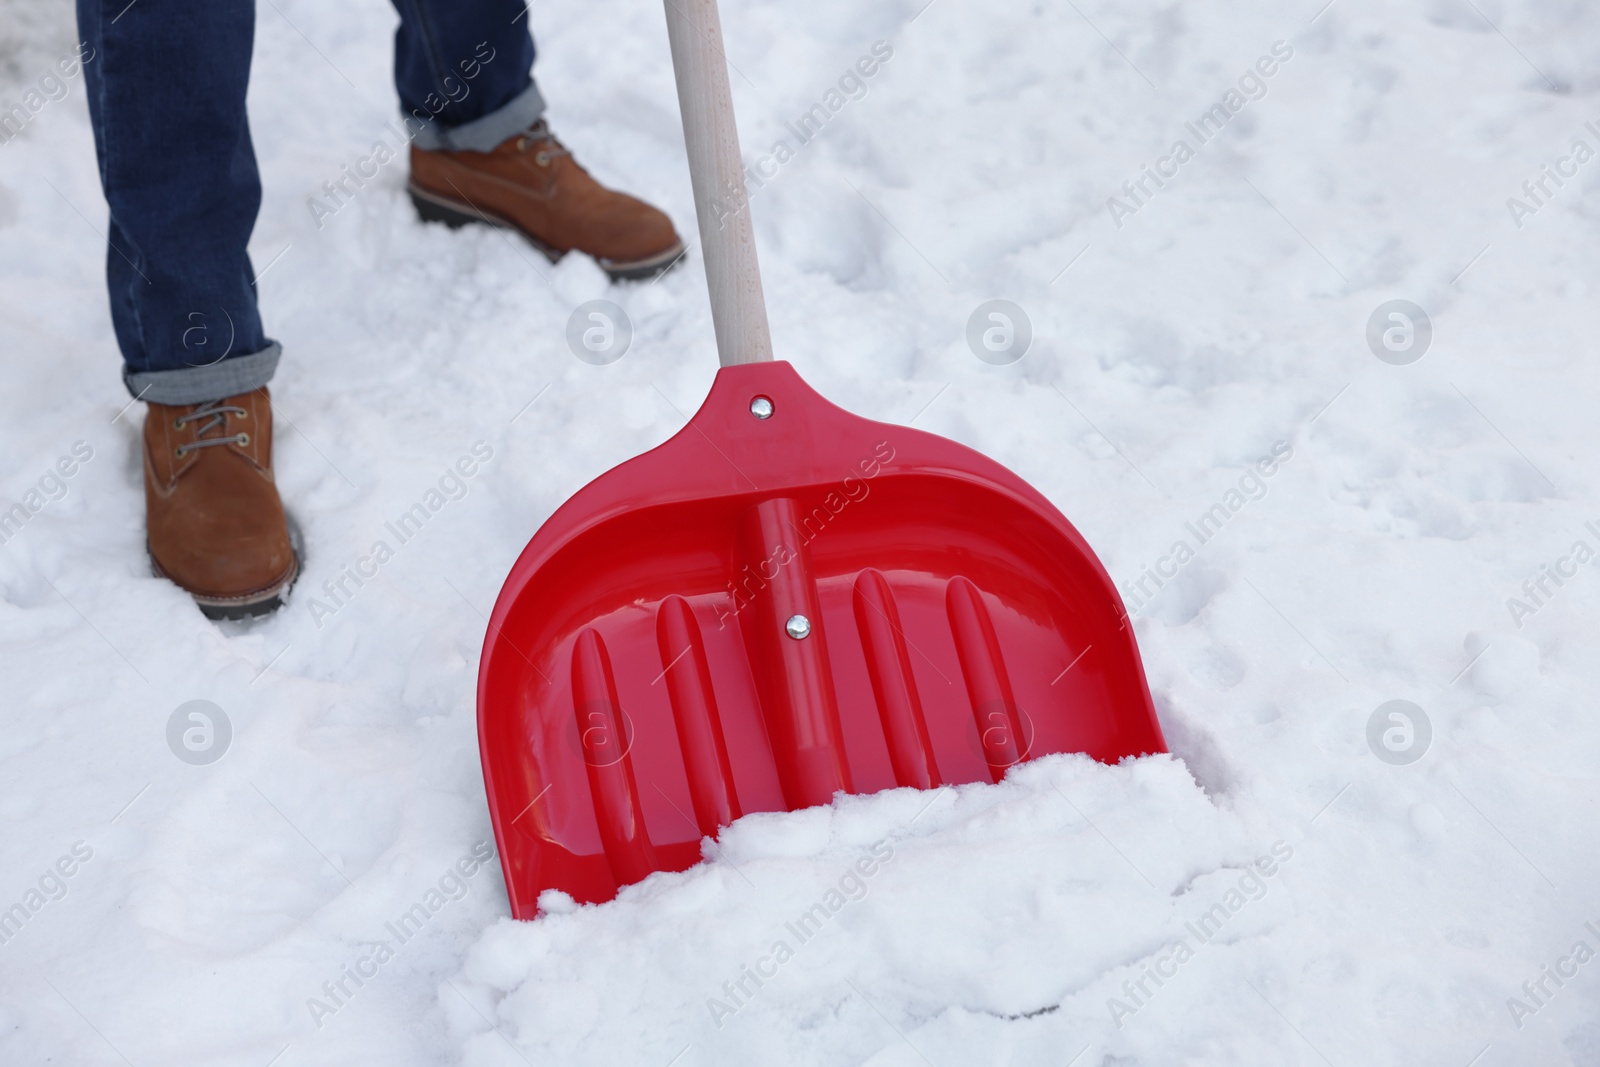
478;362;1164;916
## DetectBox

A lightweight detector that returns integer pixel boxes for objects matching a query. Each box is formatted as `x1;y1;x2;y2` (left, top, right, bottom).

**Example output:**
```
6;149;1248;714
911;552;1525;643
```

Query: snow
2;0;1599;1063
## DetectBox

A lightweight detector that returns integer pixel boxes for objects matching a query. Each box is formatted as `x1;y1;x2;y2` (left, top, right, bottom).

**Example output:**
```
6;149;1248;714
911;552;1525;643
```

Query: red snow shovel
477;0;1165;917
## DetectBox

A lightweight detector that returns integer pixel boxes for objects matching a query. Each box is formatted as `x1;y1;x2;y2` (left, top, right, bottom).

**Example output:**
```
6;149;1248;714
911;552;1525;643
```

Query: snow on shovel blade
476;360;1166;916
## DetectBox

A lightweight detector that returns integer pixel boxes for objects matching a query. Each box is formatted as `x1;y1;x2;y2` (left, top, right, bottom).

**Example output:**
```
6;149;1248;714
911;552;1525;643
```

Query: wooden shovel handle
663;0;774;366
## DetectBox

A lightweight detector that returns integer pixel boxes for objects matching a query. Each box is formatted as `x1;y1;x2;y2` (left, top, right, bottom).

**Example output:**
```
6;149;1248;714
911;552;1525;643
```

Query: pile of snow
450;755;1306;1065
2;0;1598;1063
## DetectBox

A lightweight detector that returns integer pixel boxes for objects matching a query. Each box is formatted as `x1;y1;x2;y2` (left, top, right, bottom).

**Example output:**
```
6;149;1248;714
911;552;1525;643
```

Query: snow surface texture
2;0;1598;1063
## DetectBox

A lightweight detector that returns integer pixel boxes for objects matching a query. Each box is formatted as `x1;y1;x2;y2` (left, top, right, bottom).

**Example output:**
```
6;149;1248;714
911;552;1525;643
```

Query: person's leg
388;0;544;152
78;0;296;618
78;0;278;404
392;0;686;281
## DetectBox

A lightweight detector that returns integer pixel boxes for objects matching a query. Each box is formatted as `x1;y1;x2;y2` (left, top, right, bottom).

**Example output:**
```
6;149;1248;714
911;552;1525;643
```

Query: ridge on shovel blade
477;361;1166;917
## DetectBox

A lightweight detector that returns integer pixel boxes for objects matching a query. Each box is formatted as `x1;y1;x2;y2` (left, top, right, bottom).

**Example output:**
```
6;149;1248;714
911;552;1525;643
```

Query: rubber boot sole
407;182;688;283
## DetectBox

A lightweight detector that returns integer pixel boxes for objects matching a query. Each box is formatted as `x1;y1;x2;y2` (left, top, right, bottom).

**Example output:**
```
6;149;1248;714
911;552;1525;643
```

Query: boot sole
407;182;688;283
153;552;299;621
151;515;303;622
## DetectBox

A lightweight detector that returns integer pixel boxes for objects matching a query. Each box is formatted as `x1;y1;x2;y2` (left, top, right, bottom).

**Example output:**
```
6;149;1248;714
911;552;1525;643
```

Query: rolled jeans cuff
123;342;282;404
408;79;546;152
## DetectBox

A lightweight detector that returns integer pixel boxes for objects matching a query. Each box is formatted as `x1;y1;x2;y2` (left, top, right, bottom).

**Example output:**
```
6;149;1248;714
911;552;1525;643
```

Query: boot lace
514;120;573;167
174;400;250;456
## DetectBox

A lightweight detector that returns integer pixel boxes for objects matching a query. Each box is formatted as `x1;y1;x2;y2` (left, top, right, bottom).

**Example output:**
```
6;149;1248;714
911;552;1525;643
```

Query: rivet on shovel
750;396;773;419
785;614;811;639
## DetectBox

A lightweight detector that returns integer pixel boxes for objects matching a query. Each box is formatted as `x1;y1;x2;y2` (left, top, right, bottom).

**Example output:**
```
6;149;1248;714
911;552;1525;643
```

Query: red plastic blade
478;362;1164;915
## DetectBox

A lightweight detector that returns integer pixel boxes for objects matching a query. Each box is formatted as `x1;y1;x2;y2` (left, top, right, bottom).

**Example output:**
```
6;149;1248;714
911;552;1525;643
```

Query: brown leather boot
408;120;686;281
144;388;298;619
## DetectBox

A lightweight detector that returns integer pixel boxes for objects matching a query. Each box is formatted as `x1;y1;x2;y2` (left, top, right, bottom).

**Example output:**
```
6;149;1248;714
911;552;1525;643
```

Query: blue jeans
77;0;545;403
